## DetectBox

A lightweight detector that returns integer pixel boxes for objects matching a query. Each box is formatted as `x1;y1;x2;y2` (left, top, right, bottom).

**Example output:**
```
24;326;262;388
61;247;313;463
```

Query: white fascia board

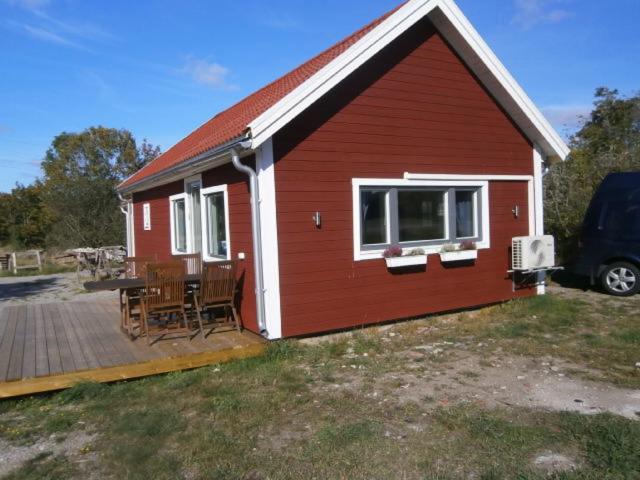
256;138;283;340
248;0;569;161
432;1;570;160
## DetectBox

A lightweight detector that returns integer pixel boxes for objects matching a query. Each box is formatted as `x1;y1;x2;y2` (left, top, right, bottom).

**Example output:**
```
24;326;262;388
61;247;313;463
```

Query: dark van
573;172;640;296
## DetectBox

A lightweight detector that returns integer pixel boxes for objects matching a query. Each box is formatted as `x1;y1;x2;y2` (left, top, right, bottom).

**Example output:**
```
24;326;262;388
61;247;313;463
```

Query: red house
118;0;569;340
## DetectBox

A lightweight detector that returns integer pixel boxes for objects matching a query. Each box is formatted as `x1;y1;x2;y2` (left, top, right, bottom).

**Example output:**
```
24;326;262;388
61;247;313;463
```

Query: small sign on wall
143;203;151;230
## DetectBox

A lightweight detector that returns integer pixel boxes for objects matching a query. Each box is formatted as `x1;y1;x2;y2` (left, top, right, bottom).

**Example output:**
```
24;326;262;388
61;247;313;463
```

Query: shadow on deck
0;300;266;399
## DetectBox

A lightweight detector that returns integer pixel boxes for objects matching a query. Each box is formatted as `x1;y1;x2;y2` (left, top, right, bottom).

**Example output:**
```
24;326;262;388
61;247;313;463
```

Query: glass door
186;180;202;253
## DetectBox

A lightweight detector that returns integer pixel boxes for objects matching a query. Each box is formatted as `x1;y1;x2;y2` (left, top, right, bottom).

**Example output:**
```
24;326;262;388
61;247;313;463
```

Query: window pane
398;190;446;242
206;192;228;258
173;199;187;252
361;190;387;245
456;190;475;238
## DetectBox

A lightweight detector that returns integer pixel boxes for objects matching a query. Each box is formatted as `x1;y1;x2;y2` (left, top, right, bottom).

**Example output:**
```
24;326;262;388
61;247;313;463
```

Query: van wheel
601;262;640;296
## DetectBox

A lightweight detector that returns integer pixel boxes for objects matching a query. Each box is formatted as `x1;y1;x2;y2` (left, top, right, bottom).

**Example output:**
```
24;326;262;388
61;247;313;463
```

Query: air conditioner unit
512;235;556;271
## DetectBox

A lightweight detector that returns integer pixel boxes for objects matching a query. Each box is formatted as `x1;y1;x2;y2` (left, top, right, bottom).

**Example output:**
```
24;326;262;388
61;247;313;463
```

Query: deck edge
0;342;266;399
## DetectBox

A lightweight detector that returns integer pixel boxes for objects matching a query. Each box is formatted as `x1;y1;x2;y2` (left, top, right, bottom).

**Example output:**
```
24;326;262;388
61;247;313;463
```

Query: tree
0;183;51;249
40;127;160;248
545;88;640;259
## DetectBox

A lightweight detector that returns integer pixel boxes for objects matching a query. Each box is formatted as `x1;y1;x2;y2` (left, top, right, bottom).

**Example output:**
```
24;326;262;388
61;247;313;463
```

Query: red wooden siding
133;181;183;261
132;161;259;334
273;18;534;337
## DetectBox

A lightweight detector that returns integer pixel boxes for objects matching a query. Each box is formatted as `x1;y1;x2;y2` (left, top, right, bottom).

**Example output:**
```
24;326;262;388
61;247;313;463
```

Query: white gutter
230;143;268;337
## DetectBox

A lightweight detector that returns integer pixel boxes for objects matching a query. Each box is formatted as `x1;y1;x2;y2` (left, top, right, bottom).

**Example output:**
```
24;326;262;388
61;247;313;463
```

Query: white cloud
22;23;82;48
182;57;238;91
542;104;590;136
512;0;572;29
3;0;50;12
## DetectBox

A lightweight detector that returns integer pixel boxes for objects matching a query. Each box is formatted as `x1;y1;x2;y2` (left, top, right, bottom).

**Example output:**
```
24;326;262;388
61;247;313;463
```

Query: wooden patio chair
172;253;202;276
193;261;242;334
124;255;157;279
120;255;156;337
140;261;203;344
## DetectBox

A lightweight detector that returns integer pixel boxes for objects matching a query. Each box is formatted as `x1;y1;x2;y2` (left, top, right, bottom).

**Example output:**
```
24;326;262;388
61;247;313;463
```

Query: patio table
84;275;202;337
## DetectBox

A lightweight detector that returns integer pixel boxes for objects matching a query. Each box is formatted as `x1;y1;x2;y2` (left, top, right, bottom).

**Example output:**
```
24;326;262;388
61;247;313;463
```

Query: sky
0;0;638;192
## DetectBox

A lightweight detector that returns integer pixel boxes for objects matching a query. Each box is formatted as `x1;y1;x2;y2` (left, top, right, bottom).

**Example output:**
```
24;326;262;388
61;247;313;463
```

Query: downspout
231;145;268;337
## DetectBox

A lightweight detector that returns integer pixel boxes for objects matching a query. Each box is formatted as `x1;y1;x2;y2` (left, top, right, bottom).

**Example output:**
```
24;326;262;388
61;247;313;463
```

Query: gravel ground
0;272;117;307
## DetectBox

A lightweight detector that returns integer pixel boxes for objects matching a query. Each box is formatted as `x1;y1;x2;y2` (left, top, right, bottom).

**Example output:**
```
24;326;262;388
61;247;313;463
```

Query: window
354;179;489;259
170;195;188;254
201;185;230;261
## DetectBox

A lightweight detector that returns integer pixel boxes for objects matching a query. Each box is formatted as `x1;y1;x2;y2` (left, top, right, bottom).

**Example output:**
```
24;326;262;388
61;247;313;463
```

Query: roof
119;4;401;190
120;0;569;193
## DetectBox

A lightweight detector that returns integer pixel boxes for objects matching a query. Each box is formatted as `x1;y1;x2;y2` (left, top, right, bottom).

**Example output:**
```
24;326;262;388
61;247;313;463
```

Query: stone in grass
533;453;577;475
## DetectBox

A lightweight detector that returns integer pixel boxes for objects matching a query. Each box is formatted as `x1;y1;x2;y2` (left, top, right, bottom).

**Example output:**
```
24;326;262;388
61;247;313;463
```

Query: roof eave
117;135;252;196
247;0;569;161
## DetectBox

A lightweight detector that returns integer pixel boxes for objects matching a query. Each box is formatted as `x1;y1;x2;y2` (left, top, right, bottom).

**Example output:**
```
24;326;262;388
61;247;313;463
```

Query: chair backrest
144;262;186;310
124;256;156;279
200;261;237;305
172;253;202;276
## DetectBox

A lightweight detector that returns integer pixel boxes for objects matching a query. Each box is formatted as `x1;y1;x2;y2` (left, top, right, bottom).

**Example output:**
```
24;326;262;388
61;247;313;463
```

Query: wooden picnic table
83;274;202;338
83;274;201;292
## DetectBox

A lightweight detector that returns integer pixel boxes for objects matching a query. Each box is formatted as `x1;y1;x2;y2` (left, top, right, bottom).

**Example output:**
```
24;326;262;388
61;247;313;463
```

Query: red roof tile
120;4;402;190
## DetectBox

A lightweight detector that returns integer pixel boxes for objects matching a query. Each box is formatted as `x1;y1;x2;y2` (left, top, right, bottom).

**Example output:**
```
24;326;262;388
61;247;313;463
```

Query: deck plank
50;303;77;373
59;302;99;371
42;303;63;376
0;307;10;347
34;303;49;378
6;305;27;381
0;307;19;382
21;304;37;379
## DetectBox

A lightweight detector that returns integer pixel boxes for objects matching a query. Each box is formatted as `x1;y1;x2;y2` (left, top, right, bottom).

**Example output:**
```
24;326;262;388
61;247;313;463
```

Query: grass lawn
1;290;639;479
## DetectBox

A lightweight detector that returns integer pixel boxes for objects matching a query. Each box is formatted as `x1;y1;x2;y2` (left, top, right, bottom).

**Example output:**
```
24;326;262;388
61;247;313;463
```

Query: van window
601;201;640;238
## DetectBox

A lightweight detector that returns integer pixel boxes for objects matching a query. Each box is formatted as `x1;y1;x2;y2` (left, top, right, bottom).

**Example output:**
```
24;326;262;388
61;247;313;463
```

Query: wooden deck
0;301;265;398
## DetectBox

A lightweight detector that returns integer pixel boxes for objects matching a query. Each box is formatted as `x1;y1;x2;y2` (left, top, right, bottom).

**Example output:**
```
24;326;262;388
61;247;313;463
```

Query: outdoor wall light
313;211;322;228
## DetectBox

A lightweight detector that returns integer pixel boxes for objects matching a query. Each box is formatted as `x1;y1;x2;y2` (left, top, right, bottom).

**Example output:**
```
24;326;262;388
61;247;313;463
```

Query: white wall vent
512;235;555;271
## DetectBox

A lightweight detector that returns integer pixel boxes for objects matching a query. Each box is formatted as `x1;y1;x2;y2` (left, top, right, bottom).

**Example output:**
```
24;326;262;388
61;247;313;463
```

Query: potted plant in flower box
383;246;427;268
439;240;478;263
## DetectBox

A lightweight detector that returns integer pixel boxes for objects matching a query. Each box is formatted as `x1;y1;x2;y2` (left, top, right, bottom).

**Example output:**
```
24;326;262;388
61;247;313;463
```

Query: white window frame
200;184;231;262
169;193;190;255
352;178;491;261
143;203;151;231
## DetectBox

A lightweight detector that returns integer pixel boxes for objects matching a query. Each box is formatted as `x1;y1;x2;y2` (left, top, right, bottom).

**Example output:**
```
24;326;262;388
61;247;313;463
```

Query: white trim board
352;177;491;261
247;0;569;161
256;138;283;340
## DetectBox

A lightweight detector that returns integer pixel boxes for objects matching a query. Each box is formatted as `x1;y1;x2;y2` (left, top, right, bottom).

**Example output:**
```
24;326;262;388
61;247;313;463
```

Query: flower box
385;255;427;268
439;250;478;263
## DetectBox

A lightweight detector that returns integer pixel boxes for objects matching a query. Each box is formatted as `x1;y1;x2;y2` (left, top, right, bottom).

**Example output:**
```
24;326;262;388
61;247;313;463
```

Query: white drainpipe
230;144;268;337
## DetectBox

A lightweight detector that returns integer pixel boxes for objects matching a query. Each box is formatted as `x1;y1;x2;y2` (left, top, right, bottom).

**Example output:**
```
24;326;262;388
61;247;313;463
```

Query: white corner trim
533;145;546;294
352;177;491;261
247;0;569;161
169;193;189;255
256;138;283;340
200;184;232;262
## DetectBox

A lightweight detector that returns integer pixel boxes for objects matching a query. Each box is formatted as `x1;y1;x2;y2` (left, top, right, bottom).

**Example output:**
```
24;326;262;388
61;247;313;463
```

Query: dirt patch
532;452;578;475
0;431;96;477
